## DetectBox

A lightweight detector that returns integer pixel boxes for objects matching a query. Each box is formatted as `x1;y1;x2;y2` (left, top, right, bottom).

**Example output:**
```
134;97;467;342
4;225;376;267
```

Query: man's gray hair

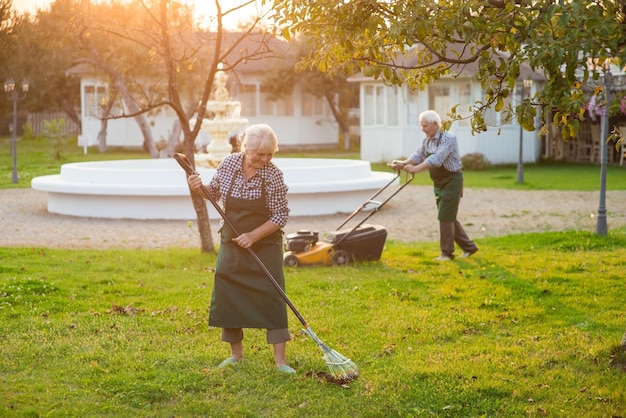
419;110;442;127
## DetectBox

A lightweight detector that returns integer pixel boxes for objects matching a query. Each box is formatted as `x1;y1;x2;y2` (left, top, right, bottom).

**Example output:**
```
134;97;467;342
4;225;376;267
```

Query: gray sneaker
459;249;478;258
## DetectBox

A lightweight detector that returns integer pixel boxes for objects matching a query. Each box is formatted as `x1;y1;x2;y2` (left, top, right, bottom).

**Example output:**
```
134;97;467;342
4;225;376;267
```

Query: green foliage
43;118;67;160
1;231;625;416
271;0;626;137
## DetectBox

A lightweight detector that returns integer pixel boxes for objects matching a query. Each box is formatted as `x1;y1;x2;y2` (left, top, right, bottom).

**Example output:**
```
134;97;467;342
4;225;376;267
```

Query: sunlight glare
184;0;270;30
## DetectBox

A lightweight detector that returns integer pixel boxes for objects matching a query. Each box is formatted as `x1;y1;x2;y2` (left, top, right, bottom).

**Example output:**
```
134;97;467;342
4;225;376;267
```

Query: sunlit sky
13;0;266;28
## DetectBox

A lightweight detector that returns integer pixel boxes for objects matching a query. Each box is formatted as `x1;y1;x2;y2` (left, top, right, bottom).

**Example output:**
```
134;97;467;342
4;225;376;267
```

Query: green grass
1;232;626;416
3;134;626;191
1;134;626;416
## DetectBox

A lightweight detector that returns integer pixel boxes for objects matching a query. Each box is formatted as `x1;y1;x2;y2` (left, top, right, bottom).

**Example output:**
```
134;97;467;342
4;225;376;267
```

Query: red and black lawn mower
283;170;414;267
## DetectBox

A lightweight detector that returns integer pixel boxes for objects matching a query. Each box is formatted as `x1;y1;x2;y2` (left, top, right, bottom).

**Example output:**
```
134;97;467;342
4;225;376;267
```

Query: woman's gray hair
419;110;442;127
241;123;279;153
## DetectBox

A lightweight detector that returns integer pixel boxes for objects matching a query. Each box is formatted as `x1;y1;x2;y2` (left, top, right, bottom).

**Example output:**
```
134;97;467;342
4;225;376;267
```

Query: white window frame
363;84;399;127
84;84;108;118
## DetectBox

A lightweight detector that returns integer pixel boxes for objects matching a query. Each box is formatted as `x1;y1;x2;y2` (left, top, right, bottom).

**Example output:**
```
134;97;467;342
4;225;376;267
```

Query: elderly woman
390;110;479;261
187;123;294;373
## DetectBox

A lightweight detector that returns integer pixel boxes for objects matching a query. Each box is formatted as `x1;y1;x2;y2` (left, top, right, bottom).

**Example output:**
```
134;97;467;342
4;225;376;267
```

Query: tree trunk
323;91;350;148
182;137;215;253
161;118;182;157
60;100;82;132
97;117;108;153
190;191;215;253
96;94;116;153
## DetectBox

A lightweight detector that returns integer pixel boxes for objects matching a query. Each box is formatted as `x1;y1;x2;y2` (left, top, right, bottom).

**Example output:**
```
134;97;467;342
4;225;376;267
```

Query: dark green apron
208;177;287;330
426;140;463;223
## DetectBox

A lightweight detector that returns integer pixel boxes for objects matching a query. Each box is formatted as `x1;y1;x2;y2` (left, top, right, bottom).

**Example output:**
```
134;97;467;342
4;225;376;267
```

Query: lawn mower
283;170;414;267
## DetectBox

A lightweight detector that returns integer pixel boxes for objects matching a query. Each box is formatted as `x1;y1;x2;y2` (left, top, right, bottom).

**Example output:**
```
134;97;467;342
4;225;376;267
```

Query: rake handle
174;153;310;329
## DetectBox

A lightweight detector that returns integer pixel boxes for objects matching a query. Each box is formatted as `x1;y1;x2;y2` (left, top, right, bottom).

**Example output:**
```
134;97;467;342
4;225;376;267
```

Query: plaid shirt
207;153;290;227
409;130;463;173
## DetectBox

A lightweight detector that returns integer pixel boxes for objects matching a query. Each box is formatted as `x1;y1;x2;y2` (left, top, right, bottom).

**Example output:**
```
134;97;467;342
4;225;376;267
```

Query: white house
350;49;546;165
72;36;340;150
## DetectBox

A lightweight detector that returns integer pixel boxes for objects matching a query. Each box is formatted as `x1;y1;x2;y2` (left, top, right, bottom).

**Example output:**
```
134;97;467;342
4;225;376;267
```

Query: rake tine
303;327;359;382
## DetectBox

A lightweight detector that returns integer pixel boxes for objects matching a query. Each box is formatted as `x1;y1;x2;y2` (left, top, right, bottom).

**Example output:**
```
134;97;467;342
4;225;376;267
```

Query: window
362;84;399;126
301;91;326;117
238;84;257;117
387;86;398;125
407;89;420;125
457;83;473;126
276;93;294;117
84;85;107;118
399;81;481;127
428;85;450;120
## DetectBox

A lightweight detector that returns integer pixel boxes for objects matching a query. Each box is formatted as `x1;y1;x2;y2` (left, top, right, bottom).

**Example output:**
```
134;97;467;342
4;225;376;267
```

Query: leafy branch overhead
270;0;626;137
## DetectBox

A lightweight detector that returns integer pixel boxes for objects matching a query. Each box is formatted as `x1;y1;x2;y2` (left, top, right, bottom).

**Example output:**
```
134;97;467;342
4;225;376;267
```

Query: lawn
1;134;626;416
1;232;625;416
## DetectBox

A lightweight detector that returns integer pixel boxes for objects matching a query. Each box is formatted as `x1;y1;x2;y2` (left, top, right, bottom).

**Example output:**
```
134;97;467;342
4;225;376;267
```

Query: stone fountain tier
193;100;249;168
31;158;397;220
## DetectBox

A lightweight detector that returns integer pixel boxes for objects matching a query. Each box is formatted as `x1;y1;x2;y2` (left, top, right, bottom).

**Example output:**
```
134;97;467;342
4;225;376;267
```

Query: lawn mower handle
173;153;310;328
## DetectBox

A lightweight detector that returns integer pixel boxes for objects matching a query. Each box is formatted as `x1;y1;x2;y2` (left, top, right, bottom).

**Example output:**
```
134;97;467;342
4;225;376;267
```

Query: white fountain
31;67;397;220
192;65;248;167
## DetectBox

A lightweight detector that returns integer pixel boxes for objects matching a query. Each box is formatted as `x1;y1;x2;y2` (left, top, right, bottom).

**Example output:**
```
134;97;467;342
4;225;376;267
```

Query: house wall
78;74;339;150
358;79;542;165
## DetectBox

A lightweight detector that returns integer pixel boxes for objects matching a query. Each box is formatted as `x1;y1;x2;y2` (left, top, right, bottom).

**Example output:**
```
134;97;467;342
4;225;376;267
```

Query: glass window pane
301;90;313;116
429;85;450;121
238;85;257;117
363;85;374;126
259;88;275;116
387;86;398;126
375;86;385;125
407;89;420;125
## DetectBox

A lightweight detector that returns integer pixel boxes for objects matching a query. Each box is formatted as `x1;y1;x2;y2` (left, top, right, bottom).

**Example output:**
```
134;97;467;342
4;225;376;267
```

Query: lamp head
4;79;15;93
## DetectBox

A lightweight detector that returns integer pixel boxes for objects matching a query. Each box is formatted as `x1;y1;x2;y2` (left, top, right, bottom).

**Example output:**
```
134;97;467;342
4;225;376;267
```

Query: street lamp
517;79;533;184
595;69;612;236
4;79;29;184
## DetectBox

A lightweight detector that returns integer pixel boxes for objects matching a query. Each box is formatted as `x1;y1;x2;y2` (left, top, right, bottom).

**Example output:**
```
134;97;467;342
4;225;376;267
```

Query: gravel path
1;188;625;249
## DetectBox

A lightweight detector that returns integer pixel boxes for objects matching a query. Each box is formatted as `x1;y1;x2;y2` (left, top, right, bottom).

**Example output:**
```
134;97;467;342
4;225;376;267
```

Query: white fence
27;112;80;136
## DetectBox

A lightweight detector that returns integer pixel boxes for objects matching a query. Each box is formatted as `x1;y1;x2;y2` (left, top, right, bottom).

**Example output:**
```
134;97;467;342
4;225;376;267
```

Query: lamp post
4;79;29;184
595;69;612;236
517;79;533;184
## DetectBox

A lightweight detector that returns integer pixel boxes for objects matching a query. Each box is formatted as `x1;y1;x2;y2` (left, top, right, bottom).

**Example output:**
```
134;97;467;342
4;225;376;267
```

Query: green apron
208;179;287;330
426;147;463;223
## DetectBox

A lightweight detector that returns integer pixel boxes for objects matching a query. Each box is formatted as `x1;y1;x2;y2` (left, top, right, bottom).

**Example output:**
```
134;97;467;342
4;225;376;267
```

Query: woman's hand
187;174;203;192
233;232;255;249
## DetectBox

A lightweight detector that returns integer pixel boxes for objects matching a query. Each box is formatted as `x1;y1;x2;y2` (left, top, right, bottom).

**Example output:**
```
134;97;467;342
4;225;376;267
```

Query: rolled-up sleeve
265;166;290;227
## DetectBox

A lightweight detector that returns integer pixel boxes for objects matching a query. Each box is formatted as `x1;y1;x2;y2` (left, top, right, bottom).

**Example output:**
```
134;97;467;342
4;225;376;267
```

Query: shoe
276;364;296;374
434;255;453;261
217;357;239;368
459;249;478;258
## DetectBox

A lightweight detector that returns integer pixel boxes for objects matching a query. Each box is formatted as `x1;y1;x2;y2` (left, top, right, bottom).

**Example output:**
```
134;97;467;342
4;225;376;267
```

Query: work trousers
439;221;478;259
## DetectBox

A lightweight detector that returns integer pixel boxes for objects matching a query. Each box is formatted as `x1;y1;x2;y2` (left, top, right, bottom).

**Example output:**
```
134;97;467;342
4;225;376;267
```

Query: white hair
419;110;442;128
241;124;279;153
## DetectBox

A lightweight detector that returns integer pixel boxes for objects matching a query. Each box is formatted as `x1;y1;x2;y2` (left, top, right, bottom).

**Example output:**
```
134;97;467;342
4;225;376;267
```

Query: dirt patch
1;188;625;249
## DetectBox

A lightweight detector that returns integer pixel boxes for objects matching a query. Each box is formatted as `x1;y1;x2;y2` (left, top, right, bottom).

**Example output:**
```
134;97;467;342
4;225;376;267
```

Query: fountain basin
31;158;397;219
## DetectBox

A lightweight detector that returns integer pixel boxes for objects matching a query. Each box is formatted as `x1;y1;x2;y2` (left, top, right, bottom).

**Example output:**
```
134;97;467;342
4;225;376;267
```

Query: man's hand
388;160;406;170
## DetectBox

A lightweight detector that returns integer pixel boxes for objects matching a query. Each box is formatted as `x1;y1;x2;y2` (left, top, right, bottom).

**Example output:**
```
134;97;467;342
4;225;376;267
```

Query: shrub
462;152;491;170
